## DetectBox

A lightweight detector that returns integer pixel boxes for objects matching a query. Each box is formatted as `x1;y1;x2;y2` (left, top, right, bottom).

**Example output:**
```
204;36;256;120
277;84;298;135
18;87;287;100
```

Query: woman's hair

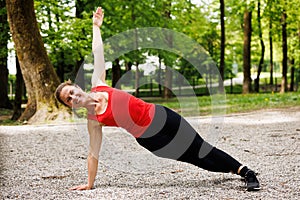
55;80;74;107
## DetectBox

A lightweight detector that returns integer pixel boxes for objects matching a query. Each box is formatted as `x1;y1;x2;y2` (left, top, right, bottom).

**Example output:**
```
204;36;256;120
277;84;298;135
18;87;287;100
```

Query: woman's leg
137;105;241;174
137;105;260;191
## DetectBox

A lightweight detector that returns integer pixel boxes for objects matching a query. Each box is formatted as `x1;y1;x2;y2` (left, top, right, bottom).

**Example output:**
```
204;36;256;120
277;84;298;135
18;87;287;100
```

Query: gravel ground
1;107;300;200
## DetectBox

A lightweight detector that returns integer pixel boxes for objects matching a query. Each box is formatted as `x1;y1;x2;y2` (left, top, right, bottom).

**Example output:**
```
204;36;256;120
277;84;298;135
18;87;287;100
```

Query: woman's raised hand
93;7;104;27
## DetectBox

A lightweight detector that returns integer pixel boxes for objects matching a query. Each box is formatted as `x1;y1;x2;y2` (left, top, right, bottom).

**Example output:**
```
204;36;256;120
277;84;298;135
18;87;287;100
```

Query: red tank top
88;86;155;138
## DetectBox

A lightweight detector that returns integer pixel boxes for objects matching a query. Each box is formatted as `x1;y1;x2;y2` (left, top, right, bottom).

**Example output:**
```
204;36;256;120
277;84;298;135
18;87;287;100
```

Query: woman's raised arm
91;7;106;87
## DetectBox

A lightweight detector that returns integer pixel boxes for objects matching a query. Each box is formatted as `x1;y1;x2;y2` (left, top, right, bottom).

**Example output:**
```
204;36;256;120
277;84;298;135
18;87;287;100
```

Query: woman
55;7;260;191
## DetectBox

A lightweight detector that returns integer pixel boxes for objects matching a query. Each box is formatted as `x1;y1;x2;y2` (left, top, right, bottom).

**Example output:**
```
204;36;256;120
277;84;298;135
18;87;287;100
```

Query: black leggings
136;105;242;174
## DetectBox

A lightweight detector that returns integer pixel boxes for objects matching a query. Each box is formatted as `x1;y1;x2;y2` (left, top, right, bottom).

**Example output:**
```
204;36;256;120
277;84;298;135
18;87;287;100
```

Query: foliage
7;0;299;91
34;0;92;81
0;4;9;61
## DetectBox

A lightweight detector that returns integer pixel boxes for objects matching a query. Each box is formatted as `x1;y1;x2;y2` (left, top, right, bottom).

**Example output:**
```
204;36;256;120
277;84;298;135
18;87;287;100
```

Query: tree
74;0;88;89
219;0;225;91
280;9;288;93
286;0;300;91
254;0;265;92
0;0;12;109
112;58;121;88
162;0;173;99
242;7;252;94
268;1;274;86
290;58;295;91
6;0;69;122
131;2;141;96
35;0;92;88
269;12;274;86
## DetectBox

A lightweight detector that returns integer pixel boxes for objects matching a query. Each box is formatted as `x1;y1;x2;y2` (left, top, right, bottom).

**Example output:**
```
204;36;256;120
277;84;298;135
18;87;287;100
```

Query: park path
1;107;300;200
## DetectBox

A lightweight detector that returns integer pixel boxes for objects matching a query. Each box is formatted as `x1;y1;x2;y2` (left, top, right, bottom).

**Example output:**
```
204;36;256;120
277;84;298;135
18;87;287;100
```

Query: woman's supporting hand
93;7;104;27
69;184;92;191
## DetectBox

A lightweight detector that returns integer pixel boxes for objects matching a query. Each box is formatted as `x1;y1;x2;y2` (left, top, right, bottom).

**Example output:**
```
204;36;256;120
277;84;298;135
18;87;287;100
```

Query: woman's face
60;85;88;108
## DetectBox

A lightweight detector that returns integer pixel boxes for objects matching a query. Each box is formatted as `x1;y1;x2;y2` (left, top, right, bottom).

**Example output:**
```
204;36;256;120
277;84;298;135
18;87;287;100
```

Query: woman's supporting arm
87;119;102;188
69;119;103;190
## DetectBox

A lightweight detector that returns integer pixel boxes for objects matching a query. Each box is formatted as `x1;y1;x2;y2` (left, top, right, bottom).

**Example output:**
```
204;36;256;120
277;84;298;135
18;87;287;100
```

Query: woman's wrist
93;24;100;28
87;184;93;189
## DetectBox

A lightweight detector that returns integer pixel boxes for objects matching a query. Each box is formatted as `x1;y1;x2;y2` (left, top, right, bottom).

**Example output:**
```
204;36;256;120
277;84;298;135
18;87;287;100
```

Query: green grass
143;91;300;117
225;92;300;114
0;108;23;125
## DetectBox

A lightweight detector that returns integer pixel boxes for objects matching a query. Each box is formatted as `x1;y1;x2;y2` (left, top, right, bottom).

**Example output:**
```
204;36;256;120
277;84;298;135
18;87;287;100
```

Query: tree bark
242;10;252;94
280;11;288;93
6;0;69;123
0;0;12;109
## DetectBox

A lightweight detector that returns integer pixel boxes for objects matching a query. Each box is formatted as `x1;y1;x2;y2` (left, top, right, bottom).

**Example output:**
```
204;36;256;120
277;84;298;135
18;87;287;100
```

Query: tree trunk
75;59;85;90
6;0;69;123
164;66;173;99
242;10;252;94
75;0;86;19
112;58;121;89
269;19;274;86
280;11;288;93
0;0;12;109
74;0;86;90
125;61;132;72
57;52;65;83
254;0;265;92
0;65;12;109
163;0;173;99
124;61;133;86
219;0;225;92
290;59;295;91
158;55;162;96
11;56;24;120
135;62;140;97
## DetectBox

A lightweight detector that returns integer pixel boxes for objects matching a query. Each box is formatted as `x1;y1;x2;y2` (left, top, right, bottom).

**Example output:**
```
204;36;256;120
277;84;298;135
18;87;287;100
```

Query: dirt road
1;108;299;199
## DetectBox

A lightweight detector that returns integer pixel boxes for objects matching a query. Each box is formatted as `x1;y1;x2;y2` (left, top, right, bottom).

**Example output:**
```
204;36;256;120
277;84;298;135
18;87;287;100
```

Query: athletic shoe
244;170;260;191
